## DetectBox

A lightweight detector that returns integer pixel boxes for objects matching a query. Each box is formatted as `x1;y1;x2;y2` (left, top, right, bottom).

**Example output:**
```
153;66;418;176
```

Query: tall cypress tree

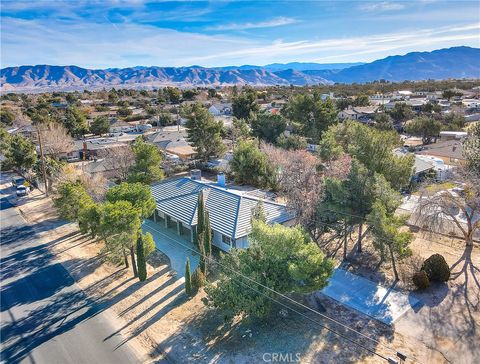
198;238;207;275
195;191;205;249
204;210;212;258
136;233;147;281
185;258;192;296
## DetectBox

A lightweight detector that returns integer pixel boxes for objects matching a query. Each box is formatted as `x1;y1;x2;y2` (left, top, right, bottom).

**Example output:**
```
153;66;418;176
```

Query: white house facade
150;177;295;252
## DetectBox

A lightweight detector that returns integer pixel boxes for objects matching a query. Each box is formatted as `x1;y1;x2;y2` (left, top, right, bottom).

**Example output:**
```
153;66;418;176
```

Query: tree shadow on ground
0;231;81;281
152;293;396;363
0;262;76;312
0;252;173;363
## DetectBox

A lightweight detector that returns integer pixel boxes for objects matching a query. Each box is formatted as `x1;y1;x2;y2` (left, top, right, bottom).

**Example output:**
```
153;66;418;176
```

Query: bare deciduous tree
100;145;135;182
262;143;351;238
413;168;480;246
40;122;75;158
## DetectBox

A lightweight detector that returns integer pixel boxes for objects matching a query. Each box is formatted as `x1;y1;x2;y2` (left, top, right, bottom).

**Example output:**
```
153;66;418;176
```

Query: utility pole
36;126;49;196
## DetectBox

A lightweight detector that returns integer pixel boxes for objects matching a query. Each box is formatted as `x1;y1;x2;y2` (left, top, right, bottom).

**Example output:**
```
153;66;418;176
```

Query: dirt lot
15;188;478;363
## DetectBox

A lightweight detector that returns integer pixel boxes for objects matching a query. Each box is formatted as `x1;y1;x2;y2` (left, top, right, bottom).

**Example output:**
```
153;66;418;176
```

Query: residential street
0;174;144;364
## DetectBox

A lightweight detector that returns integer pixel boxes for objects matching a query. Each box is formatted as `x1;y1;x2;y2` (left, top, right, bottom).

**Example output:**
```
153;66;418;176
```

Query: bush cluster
422;254;451;282
412;270;430;290
191;268;206;293
412;253;450;290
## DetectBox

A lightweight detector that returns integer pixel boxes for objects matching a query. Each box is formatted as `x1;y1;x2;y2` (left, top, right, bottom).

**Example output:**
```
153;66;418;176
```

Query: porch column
153;209;157;222
176;220;181;235
164;215;168;228
190;228;194;243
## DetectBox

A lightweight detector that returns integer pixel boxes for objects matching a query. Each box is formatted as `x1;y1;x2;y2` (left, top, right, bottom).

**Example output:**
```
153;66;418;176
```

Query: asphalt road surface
0;174;143;364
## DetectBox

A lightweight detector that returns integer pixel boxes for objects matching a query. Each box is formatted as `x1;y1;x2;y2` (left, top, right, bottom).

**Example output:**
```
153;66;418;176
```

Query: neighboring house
57;149;81;162
208;105;221;116
109;120;135;133
147;128;196;159
150;175;295;252
338;106;379;122
412;156;436;182
406;99;426;112
415;139;466;166
74;137;135;160
7;125;35;138
208;103;232;116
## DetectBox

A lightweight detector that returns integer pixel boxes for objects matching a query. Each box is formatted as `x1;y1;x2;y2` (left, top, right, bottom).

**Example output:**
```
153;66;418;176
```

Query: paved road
0;175;143;364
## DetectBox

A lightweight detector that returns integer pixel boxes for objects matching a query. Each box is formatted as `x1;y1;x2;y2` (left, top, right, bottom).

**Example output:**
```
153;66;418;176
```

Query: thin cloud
206;17;298;31
185;23;480;65
1;13;478;68
359;2;405;12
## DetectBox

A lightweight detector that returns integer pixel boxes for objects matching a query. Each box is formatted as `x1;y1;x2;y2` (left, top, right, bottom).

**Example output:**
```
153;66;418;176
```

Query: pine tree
136;233;147;281
204;210;212;258
185;258;192;296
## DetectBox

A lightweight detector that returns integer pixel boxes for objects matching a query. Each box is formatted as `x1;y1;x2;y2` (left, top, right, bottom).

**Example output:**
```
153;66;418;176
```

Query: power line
230;271;391;361
144;223;405;362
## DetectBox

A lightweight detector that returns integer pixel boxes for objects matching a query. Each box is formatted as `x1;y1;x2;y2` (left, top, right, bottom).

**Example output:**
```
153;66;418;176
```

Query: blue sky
1;0;479;68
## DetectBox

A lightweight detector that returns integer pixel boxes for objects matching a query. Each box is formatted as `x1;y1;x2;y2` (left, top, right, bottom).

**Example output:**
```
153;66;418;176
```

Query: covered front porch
142;218;199;277
151;209;194;242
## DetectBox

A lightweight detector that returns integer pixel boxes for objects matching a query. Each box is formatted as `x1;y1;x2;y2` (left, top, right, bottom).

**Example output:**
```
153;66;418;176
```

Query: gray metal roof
150;177;294;239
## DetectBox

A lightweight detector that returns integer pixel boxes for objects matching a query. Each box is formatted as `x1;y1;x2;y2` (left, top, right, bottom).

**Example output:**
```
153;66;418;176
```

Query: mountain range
1;47;479;93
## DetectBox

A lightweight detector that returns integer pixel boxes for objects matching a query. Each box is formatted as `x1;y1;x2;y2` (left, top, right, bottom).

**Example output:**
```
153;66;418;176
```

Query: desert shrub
191;267;206;292
421;254;450;282
399;255;424;285
412;270;430;290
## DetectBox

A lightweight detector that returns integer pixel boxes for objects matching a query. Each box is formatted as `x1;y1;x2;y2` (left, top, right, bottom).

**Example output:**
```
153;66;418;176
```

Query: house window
222;234;232;246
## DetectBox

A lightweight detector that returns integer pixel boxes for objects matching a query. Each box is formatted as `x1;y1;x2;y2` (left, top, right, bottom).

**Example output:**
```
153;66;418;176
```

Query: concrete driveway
321;269;421;325
142;220;199;278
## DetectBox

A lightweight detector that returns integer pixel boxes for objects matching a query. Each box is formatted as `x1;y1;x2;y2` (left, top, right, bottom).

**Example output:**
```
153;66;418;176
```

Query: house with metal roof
150;175;295;251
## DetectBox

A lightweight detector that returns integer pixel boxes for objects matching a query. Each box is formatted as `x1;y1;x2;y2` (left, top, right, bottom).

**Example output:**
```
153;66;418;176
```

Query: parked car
12;176;25;187
16;185;29;197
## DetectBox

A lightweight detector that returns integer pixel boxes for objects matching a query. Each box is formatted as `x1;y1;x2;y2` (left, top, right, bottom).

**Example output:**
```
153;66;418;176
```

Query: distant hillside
1;46;479;92
0;66;331;92
318;46;480;83
215;62;364;71
264;62;365;71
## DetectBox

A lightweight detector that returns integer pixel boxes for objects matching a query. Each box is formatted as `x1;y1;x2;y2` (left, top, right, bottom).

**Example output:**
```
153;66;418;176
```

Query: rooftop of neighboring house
150;176;294;239
146;127;189;149
415;139;465;161
77;158;120;174
352;105;379;114
414;155;436;174
340;105;379;115
74;135;137;151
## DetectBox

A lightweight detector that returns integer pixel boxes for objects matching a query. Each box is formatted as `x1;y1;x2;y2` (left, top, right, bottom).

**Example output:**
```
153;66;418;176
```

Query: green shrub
185;258;192;296
421;254;450;282
191;267;206;293
412;270;430;290
136;234;147;282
